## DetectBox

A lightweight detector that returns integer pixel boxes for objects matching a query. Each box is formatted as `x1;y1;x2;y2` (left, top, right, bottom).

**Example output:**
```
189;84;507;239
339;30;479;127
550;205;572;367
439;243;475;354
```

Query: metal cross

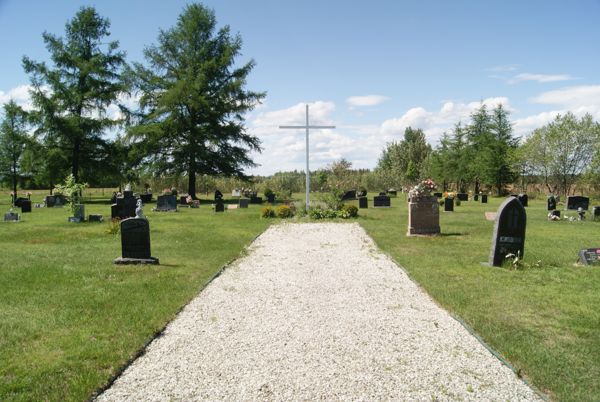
279;104;336;211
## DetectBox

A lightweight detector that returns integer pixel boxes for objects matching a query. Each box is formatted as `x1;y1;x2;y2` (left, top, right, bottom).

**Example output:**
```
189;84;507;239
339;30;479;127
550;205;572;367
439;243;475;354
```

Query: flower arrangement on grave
408;179;437;199
162;188;172;195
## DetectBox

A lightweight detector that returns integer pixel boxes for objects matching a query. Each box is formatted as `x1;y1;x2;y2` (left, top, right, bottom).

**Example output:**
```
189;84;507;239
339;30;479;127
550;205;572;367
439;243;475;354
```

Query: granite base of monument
113;257;159;265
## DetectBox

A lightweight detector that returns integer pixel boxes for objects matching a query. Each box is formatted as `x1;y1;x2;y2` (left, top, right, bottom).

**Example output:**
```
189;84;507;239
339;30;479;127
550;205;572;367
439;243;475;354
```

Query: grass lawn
358;194;600;402
2;190;600;401
0;193;270;401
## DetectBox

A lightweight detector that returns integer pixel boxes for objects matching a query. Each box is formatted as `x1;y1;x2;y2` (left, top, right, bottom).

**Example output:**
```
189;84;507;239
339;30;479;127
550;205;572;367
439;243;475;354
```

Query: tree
0;101;28;204
23;6;127;182
522;112;600;195
129;3;265;199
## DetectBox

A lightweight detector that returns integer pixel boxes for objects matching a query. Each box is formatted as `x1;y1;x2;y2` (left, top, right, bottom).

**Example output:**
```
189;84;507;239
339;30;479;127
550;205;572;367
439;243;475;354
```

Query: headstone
88;214;103;222
180;196;188;205
114;218;159;264
266;193;276;204
488;197;526;267
232;189;241;197
577;207;586;220
73;204;85;221
45;195;56;207
239;198;249;208
407;196;440;236
592;206;600;220
547;196;557;211
474;194;479;201
140;193;153;203
358;196;368;209
444;197;454;212
481;194;488;203
214;190;223;200
566;196;589;211
250;196;263;204
21;200;32;213
517;194;528;207
155;195;177;212
340;190;356;201
54;195;65;206
4;211;20;222
111;191;138;219
457;193;468;201
578;248;600;265
551;210;561;218
191;200;200;208
14;197;28;207
373;195;391;207
357;190;367;197
387;189;397;197
433;192;443;198
485;212;497;221
215;201;225;212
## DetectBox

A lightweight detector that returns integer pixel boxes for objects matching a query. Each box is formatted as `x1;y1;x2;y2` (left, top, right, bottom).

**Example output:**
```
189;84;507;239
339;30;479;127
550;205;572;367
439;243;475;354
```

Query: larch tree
129;3;265;199
0;100;29;204
23;6;127;182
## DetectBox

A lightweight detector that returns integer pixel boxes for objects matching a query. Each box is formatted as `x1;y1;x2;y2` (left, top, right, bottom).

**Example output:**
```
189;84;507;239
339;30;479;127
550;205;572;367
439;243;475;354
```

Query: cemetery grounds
0;189;599;401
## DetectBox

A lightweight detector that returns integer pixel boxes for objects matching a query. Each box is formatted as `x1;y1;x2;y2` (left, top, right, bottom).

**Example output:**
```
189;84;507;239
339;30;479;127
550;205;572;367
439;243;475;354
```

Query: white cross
279;104;336;211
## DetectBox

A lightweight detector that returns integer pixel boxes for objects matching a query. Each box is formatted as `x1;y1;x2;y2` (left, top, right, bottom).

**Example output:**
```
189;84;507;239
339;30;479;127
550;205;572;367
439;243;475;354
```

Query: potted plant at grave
54;174;88;222
407;178;440;236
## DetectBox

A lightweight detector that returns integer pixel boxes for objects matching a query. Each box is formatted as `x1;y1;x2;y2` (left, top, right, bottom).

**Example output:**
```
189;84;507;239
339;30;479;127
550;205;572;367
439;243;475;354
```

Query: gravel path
97;223;541;401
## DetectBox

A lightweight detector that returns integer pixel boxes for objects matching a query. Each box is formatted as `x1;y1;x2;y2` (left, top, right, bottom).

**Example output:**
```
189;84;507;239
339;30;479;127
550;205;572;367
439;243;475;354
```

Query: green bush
276;204;294;218
308;207;338;219
260;206;275;218
455;198;461;206
341;204;358;218
264;188;274;198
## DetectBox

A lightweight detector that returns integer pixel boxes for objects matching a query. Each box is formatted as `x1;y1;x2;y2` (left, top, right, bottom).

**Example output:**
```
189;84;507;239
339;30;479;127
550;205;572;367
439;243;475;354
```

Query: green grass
0;195;270;401
357;195;600;402
2;191;600;401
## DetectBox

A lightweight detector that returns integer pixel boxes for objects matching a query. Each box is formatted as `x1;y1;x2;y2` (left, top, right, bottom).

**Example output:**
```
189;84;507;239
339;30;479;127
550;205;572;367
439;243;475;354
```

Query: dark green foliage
128;4;265;199
23;6;127;183
0;101;29;202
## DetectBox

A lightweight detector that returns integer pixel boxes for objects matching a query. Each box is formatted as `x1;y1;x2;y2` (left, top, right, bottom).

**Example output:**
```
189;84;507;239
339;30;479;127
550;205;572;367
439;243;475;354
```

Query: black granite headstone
111;192;138;219
551;210;561;218
140;193;153;203
373;195;391;207
266;193;276;203
433;192;443;198
489;197;526;267
250;196;263;204
358;196;368;209
45;195;56;207
593;206;600;220
457;193;468;201
239;198;249;208
155;195;177;212
481;194;488;203
114;218;158;264
340;190;356;201
566;196;589;211
215;201;225;212
21;200;32;213
88;214;103;222
517;194;528;207
14;197;28;207
444;197;454;212
547;196;557;211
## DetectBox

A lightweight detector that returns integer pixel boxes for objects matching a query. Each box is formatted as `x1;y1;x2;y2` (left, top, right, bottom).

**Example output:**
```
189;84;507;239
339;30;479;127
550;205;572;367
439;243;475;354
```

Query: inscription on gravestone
567;196;589;211
489;197;526;266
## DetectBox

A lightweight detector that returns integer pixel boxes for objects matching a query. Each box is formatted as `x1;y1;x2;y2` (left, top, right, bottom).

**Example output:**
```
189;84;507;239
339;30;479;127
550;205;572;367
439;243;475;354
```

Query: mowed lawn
0;195;270;401
359;195;600;402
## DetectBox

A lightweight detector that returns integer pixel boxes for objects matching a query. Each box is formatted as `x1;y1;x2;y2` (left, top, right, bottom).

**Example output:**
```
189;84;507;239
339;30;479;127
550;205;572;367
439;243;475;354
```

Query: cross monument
279;104;336;211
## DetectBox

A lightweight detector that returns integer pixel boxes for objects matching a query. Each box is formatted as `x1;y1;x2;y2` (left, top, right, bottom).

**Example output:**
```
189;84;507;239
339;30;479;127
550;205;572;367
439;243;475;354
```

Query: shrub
276;204;294;218
309;207;339;219
260;206;275;218
455;198;461;206
264;188;274;198
340;204;358;218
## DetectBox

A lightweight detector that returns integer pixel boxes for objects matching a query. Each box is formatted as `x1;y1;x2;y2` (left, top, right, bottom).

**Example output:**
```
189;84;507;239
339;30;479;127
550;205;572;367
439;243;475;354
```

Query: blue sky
1;0;600;175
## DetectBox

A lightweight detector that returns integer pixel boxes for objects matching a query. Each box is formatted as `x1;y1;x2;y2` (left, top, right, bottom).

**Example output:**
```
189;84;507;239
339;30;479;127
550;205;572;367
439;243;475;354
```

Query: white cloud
380;97;513;144
530;85;600;108
345;95;389;107
509;73;576;84
0;84;34;111
486;64;519;72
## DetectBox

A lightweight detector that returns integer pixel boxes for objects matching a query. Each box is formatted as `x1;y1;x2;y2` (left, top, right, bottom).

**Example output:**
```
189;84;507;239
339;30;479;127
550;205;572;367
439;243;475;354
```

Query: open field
1;191;600;401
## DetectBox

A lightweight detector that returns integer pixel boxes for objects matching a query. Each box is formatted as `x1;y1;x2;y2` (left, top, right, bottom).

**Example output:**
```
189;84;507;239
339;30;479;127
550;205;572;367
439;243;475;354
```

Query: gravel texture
97;223;541;401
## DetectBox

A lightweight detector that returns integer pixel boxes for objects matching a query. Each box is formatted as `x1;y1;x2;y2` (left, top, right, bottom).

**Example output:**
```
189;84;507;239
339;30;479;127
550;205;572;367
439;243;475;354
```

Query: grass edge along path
359;195;600;402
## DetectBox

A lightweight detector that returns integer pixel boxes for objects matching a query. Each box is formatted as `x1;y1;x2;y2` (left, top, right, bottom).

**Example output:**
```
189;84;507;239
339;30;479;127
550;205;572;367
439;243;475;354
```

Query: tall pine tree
129;4;265;198
0;101;28;204
23;6;127;182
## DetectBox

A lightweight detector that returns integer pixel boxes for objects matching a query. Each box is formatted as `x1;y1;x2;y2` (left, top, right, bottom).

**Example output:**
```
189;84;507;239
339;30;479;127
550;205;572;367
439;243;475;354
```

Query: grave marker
578;248;600;265
547;195;557;211
488;197;527;267
444;197;454;212
457;193;468;201
239;198;249;208
21;200;32;213
4;210;20;222
155;195;177;212
358;197;368;209
215;201;225;212
567;196;589;211
114;217;159;264
373;194;391;207
481;194;488;203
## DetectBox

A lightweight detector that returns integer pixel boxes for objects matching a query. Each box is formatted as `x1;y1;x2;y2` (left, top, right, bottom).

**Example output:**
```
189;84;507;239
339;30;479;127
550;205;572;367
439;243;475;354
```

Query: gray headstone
4;211;20;222
566;196;589;211
155;195;177;212
73;204;85;221
45;195;56;207
239;198;249;208
489;197;527;267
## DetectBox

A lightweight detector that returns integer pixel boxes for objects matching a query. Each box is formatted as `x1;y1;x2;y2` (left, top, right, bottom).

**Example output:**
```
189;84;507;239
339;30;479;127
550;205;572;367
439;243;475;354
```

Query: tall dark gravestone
481;194;488;203
215;201;225;212
433;192;443;198
489;197;526;267
547;196;557;211
358;197;368;209
45;195;56;207
566;196;589;211
239;198;249;208
111;191;137;219
457;193;468;201
341;190;357;201
21;200;32;213
444;197;454;212
114;218;159;264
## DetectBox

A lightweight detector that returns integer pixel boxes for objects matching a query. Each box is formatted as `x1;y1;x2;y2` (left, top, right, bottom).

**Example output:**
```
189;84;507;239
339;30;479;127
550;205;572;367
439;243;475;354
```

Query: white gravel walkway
97;223;541;401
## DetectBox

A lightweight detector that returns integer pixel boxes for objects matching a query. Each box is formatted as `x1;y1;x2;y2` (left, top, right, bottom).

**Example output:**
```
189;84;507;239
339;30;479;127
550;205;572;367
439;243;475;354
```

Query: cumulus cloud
380;97;512;144
0;85;34;110
346;95;389;107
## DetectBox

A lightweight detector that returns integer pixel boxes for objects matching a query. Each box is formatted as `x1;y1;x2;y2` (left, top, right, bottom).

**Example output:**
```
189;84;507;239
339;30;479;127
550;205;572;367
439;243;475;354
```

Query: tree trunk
474;179;480;195
12;162;17;207
72;138;80;182
187;160;197;199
